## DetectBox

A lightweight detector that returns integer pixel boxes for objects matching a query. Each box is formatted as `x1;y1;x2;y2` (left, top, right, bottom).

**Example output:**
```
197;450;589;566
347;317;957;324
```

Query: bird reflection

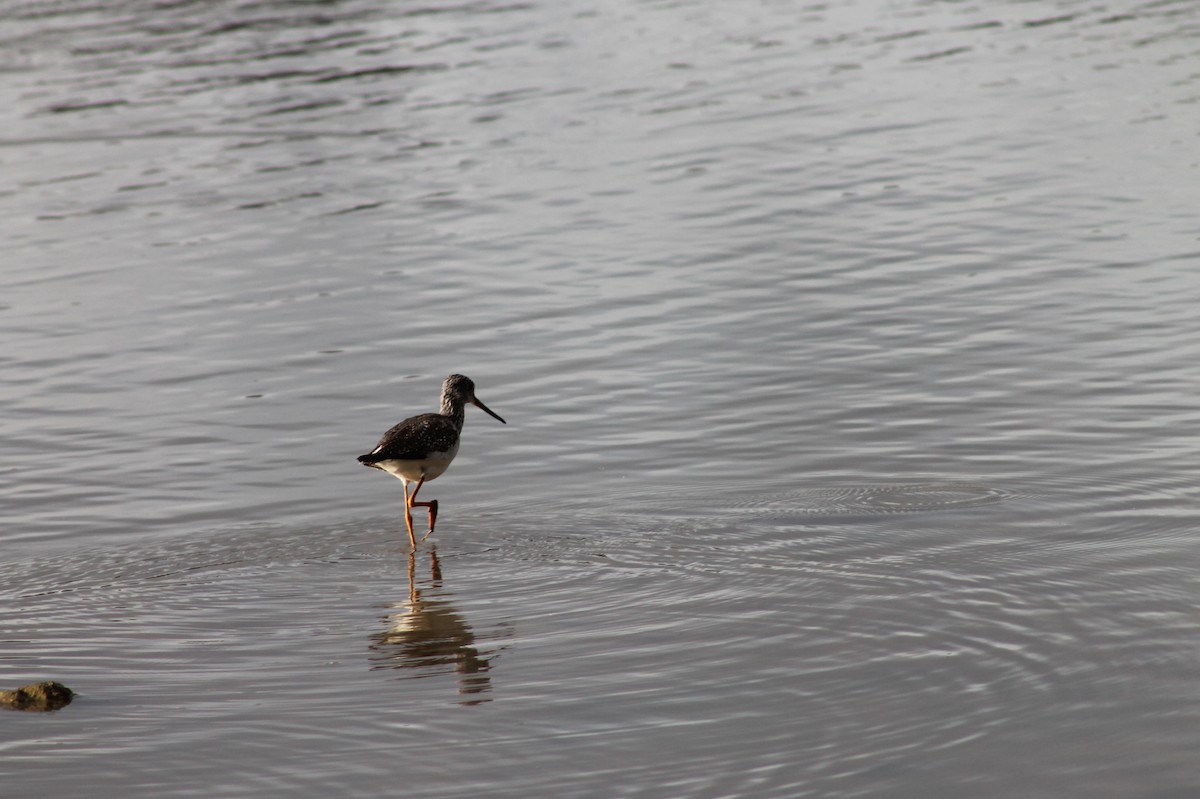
369;546;497;705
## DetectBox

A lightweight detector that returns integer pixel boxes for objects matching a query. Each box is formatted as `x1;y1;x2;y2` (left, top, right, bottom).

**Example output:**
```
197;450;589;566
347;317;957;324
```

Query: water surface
3;0;1200;796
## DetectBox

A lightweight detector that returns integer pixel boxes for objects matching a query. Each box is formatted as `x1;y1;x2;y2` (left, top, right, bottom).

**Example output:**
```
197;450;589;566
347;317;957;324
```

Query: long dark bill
473;398;506;424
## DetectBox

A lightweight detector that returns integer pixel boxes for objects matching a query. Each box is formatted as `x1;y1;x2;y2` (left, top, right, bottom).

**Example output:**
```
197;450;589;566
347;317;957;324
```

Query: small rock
0;681;75;712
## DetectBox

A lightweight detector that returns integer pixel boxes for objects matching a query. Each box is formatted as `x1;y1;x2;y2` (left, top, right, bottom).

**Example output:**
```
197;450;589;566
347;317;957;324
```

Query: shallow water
3;0;1200;796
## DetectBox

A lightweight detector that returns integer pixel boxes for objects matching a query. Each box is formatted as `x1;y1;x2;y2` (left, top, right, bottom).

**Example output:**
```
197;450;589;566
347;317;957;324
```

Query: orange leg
408;477;439;539
401;481;417;548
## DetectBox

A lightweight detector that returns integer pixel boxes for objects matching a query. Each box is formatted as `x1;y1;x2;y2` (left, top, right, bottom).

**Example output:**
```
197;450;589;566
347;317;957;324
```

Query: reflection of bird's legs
406;549;418;605
409;476;439;539
430;545;442;584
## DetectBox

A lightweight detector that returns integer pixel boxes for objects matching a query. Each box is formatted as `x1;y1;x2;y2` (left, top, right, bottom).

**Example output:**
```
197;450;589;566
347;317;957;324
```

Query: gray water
3;0;1200;796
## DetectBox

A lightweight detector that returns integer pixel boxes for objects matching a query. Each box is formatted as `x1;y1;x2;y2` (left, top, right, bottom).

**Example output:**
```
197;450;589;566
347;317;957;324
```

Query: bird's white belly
374;441;459;483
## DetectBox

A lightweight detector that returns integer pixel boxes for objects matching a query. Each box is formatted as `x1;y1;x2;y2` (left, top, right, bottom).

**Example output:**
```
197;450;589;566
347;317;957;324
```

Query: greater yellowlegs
358;374;506;546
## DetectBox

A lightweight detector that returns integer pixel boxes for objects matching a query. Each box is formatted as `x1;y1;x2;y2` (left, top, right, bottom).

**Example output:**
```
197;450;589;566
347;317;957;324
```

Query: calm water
3;0;1200;795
